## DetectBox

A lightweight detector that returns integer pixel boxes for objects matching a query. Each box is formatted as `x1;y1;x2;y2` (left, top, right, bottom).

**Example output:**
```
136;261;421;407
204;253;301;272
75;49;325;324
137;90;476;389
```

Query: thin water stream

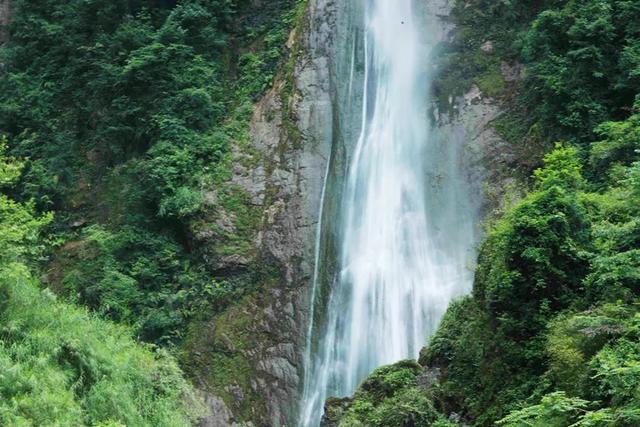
299;1;478;425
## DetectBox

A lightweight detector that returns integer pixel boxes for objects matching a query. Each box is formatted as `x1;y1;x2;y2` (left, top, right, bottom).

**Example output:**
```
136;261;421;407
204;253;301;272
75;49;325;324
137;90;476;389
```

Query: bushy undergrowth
0;263;204;426
0;0;301;344
0;141;202;425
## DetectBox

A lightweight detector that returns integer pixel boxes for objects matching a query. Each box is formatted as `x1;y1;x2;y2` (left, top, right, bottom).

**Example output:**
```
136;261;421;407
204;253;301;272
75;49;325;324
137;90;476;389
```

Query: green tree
0;140;204;426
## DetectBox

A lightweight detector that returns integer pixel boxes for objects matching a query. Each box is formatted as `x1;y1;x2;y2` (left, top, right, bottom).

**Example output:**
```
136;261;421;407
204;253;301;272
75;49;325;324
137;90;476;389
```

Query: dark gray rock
195;1;339;425
501;60;524;83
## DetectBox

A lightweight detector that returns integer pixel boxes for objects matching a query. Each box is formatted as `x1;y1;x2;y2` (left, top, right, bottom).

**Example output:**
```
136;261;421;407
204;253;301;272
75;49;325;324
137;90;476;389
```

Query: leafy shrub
324;360;455;427
475;146;591;340
521;0;640;142
56;225;231;344
0;144;203;426
0;263;204;426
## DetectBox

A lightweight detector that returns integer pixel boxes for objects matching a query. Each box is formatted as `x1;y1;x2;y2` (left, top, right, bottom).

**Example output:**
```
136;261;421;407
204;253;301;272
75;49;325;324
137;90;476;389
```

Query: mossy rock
323;360;455;427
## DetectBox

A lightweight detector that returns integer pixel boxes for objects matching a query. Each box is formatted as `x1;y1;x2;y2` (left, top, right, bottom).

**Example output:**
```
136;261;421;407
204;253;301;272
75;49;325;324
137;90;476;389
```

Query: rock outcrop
189;0;515;424
428;0;514;218
187;1;339;425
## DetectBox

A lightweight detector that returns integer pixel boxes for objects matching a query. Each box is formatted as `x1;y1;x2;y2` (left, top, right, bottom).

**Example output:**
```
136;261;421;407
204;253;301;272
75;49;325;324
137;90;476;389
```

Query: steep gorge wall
186;1;341;425
188;0;518;424
427;0;516;218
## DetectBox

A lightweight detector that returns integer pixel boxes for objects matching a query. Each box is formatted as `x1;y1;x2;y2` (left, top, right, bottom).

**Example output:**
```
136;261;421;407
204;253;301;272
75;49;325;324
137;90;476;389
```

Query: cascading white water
300;1;478;425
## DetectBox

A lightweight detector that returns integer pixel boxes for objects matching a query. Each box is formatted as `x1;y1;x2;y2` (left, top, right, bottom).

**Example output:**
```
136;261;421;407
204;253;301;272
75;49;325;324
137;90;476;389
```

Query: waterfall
299;1;478;425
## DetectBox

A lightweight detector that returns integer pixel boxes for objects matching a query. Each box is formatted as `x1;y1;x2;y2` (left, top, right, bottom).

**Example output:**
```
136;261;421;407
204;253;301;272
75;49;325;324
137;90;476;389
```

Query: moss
323;397;354;425
324;360;455;426
489;107;550;184
215;184;263;257
474;63;506;98
181;292;270;421
206;306;260;418
278;0;310;149
491;111;529;146
194;0;309;264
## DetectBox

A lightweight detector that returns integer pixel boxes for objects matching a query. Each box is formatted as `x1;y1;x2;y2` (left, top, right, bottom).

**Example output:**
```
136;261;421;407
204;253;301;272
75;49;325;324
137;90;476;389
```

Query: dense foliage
323;361;456;427
0;0;301;424
326;0;640;426
3;0;640;425
0;0;300;345
0;141;202;425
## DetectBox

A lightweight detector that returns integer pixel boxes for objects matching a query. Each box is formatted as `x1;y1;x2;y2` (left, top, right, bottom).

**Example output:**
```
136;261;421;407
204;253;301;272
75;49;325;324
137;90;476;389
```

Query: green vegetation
0;263;204;426
0;0;301;344
520;0;640;143
327;0;640;426
420;142;640;425
323;360;457;427
3;0;640;425
0;0;303;424
0;140;203;425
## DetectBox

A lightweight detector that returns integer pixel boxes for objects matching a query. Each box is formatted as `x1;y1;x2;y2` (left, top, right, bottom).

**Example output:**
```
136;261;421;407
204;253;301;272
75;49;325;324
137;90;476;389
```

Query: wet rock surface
194;0;338;425
195;0;516;424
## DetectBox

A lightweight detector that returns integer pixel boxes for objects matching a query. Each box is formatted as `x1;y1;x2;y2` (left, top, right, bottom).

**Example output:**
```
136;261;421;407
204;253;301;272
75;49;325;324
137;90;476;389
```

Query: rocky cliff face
187;1;340;425
427;0;514;219
188;0;518;424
